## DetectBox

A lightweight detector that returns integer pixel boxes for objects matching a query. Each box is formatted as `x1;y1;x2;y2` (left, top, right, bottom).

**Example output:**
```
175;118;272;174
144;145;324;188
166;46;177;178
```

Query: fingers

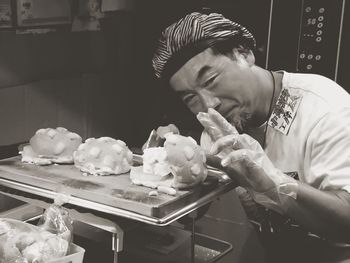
197;109;239;141
196;111;210;125
240;134;263;151
207;108;239;135
213;133;263;152
221;150;265;172
209;133;260;155
221;149;252;167
197;112;224;140
220;150;276;192
213;149;272;190
210;134;243;155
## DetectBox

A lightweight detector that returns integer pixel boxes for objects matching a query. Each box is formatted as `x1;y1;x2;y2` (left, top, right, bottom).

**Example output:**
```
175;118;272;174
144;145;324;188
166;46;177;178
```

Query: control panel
297;0;345;79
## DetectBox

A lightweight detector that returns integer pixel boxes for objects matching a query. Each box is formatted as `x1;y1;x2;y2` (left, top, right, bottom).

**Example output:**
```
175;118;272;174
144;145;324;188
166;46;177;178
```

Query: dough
73;137;133;176
164;133;208;189
0;219;69;263
21;127;82;165
130;134;207;191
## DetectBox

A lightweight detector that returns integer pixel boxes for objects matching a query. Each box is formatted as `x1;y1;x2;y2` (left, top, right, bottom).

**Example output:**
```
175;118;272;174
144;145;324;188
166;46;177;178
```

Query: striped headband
152;12;256;81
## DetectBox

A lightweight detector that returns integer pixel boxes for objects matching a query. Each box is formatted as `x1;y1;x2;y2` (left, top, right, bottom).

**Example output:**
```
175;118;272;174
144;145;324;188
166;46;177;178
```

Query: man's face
169;48;260;132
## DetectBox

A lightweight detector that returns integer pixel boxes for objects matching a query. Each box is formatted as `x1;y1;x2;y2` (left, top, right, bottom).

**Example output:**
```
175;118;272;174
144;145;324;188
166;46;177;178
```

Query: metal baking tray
0;156;235;225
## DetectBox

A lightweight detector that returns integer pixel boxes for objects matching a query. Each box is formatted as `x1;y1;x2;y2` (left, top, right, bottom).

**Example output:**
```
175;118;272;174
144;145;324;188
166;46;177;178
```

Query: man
152;12;350;262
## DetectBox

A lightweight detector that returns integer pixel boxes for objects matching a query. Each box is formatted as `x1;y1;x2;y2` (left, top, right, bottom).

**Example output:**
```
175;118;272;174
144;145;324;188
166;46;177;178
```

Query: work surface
0;156;228;219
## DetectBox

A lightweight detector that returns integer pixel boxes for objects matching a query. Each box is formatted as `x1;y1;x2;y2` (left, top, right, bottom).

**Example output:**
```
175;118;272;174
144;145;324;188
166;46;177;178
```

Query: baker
151;12;350;263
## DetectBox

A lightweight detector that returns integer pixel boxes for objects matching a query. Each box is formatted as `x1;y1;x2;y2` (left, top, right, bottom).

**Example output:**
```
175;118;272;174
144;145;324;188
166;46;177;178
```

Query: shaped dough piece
21;127;82;165
74;137;133;176
130;134;207;191
164;133;208;189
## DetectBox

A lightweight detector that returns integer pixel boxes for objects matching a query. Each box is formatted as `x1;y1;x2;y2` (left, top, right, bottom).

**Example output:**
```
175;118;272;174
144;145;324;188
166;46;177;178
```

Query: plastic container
123;225;191;263
48;244;85;263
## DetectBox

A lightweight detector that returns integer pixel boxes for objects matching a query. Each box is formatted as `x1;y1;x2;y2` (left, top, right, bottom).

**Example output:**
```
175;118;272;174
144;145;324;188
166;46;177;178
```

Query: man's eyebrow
196;65;211;82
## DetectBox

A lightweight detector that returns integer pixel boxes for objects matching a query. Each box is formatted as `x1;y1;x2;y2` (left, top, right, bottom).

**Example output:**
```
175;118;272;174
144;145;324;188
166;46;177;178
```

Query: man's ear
244;49;255;66
232;47;255;66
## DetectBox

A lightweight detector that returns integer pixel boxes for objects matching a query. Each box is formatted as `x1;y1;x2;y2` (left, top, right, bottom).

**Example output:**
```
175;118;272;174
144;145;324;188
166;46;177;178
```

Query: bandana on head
152;12;256;81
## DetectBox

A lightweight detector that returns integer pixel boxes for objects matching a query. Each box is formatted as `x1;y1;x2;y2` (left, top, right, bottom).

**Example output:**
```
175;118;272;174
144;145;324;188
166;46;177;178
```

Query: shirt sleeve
306;108;350;193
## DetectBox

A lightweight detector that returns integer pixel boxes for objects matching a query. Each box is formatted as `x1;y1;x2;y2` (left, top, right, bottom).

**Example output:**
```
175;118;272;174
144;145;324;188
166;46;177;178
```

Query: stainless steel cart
0;155;235;262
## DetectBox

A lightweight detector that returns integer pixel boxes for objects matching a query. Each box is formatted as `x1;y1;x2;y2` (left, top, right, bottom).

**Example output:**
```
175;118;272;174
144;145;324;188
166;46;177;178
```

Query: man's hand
197;108;298;213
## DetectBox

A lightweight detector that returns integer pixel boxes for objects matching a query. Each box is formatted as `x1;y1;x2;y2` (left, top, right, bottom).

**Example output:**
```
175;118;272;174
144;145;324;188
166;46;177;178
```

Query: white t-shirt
200;71;350;193
265;71;350;193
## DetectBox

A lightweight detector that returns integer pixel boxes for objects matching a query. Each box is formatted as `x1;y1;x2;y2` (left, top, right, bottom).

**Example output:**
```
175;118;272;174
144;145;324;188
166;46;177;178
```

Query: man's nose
198;90;221;112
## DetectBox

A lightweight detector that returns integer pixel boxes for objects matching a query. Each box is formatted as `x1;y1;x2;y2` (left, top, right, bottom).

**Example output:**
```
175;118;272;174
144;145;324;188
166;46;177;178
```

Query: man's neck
244;70;284;145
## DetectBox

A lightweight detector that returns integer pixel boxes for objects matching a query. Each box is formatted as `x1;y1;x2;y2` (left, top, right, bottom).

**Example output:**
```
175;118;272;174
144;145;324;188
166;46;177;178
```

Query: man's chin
231;117;252;134
225;110;248;132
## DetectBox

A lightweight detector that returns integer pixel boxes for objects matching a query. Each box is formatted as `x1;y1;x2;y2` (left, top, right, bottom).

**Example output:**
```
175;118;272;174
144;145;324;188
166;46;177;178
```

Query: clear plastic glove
142;124;180;151
197;110;238;140
197;108;298;214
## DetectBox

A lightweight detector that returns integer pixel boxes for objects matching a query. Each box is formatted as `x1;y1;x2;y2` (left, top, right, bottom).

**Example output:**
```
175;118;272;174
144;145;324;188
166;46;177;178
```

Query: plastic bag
142;124;180;151
0;202;73;263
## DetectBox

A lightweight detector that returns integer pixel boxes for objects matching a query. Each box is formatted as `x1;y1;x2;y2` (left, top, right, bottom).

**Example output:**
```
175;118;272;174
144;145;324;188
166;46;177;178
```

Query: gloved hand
197;108;298;214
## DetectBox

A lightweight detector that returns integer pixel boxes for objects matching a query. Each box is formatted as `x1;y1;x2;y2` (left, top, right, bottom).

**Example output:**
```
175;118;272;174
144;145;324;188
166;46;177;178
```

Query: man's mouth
220;105;231;118
223;107;251;133
224;107;238;124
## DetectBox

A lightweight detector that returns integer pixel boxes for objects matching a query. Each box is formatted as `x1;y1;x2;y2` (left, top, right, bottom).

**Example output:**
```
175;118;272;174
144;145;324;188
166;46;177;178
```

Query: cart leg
112;230;124;263
113;250;118;263
190;216;195;263
182;211;197;263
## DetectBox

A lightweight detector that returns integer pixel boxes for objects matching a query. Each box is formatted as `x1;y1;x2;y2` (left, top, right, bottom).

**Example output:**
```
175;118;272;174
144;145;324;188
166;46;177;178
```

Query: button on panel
317;22;323;28
297;0;344;78
318;16;324;21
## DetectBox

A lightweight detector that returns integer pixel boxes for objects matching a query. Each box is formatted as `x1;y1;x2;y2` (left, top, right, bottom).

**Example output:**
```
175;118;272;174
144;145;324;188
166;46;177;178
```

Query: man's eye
182;94;196;104
203;75;217;87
